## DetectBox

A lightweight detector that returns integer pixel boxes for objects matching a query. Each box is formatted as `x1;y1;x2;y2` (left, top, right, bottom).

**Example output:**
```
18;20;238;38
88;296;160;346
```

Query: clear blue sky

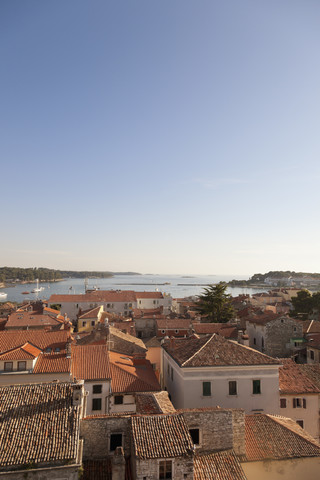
1;0;320;275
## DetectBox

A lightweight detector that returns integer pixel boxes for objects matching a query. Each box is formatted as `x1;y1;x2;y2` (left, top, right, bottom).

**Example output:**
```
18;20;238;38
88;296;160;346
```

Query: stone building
245;313;303;357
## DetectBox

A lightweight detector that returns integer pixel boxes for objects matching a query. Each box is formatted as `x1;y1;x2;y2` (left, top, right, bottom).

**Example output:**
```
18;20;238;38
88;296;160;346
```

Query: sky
1;0;320;276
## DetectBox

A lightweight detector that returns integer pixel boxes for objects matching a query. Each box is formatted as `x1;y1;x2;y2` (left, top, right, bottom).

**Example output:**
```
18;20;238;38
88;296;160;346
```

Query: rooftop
162;334;280;368
279;358;320;394
0;330;70;353
131;414;194;459
245;414;320;461
0;382;81;470
72;344;112;381
109;351;160;393
194;450;247;480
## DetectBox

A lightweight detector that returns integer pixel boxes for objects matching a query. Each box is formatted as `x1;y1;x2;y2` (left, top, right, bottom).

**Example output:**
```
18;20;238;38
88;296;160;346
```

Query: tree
290;289;320;319
195;282;235;323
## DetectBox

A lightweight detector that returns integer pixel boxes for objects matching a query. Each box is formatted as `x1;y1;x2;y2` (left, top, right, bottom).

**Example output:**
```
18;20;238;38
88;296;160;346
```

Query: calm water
0;274;269;303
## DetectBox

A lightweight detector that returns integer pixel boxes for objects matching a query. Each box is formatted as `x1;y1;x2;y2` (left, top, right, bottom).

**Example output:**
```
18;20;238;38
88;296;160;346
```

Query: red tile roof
33;353;71;374
135;391;176;415
79;306;102;319
156;318;192;329
192;323;238;339
72;344;111;381
6;312;65;328
0;330;70;352
279;359;320;394
298;364;320;390
0;342;42;360
109;351;160;393
0;382;81;468
131;414;194;459
194;450;247;480
163;334;280;367
245;414;320;461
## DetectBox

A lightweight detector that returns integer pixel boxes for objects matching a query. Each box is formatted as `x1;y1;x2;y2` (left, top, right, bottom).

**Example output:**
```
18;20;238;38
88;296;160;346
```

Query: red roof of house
109;351;160;393
156;318;191;330
194;450;247;480
245;414;320;461
192;323;237;339
279;358;320;394
0;330;70;353
71;344;111;381
163;334;280;368
33;353;71;374
6;312;66;329
0;342;42;361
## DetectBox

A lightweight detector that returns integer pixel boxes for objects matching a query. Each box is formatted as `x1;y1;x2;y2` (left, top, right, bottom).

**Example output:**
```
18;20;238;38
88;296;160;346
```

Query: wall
81;416;131;459
133;456;194;480
110;394;136;414
0;372;71;386
0;464;80;480
84;380;111;416
279;393;319;441
242;457;320;480
134;318;157;338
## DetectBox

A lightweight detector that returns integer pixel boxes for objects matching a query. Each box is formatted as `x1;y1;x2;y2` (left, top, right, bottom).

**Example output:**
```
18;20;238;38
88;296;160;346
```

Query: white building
49;290;172;320
162;334;280;414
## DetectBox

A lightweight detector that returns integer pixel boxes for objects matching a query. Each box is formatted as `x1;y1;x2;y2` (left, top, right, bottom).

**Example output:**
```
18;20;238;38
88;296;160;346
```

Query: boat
31;279;45;293
21;291;30;295
0;292;7;300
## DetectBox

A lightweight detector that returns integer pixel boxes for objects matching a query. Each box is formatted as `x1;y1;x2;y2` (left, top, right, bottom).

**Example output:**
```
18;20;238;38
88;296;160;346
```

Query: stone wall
81;416;131;459
181;408;245;454
265;317;303;357
133;456;194;480
0;464;79;480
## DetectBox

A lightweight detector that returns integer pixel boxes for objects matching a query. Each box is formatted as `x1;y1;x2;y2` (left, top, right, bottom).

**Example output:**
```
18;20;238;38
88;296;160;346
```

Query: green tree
290;289;320;319
195;282;234;323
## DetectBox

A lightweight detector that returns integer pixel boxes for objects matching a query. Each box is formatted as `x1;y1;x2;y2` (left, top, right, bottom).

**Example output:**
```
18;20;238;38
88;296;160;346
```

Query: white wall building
162;334;280;414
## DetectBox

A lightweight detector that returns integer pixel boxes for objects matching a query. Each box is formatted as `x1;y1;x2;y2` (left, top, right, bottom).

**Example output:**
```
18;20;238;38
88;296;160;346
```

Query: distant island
0;267;141;284
228;270;320;289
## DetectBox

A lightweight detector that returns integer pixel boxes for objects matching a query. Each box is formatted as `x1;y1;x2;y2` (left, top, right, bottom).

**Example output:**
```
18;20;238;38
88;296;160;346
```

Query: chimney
66;341;72;358
112;447;126;480
170;336;175;350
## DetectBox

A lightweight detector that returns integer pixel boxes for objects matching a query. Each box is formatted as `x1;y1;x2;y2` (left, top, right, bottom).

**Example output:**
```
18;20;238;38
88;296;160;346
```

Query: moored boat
0;292;7;300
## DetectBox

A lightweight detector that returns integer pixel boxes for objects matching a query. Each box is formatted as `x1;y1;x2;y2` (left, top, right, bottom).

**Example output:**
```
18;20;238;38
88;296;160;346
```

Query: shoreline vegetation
0;267;141;286
228;270;320;289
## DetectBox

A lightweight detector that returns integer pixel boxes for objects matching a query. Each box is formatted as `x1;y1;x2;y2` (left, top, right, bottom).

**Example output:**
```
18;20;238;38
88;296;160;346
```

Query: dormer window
54;347;60;353
46;347;52;353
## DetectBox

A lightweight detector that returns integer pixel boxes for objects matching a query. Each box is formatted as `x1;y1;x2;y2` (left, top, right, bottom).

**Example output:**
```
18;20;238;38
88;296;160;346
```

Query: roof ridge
307;319;314;333
181;334;215;367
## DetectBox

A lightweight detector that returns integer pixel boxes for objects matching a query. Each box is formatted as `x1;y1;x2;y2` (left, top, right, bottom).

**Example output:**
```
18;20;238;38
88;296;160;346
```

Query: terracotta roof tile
72;344;111;381
0;330;70;352
109;351;160;393
279;359;320;394
33;353;71;374
131;414;194;459
163;334;280;367
6;312;65;328
0;342;42;360
194;450;247;480
135;391;176;415
245;414;320;461
79;306;102;319
192;323;238;338
156;318;191;329
298;364;320;390
0;382;81;469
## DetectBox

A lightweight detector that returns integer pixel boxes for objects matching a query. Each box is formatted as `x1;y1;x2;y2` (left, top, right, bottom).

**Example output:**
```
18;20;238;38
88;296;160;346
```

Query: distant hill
229;270;320;287
0;267;141;283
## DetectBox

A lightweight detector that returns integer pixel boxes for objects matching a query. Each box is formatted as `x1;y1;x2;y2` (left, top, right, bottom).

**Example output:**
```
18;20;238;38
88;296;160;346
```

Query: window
114;395;123;405
110;433;122;451
294;327;297;332
252;380;261;395
167;364;170;375
82;321;86;327
91;321;95;326
46;347;52;353
162;330;166;334
175;329;179;334
18;361;26;371
107;303;110;308
293;398;306;408
310;350;315;360
129;303;132;308
153;300;156;304
280;398;287;408
55;347;60;353
189;428;200;445
159;460;172;479
296;420;304;428
253;337;256;345
124;304;128;309
93;384;102;394
229;381;237;396
4;362;13;372
92;398;102;411
202;382;211;396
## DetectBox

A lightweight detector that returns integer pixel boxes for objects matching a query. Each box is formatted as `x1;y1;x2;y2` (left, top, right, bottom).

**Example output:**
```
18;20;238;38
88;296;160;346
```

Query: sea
0;274;269;304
